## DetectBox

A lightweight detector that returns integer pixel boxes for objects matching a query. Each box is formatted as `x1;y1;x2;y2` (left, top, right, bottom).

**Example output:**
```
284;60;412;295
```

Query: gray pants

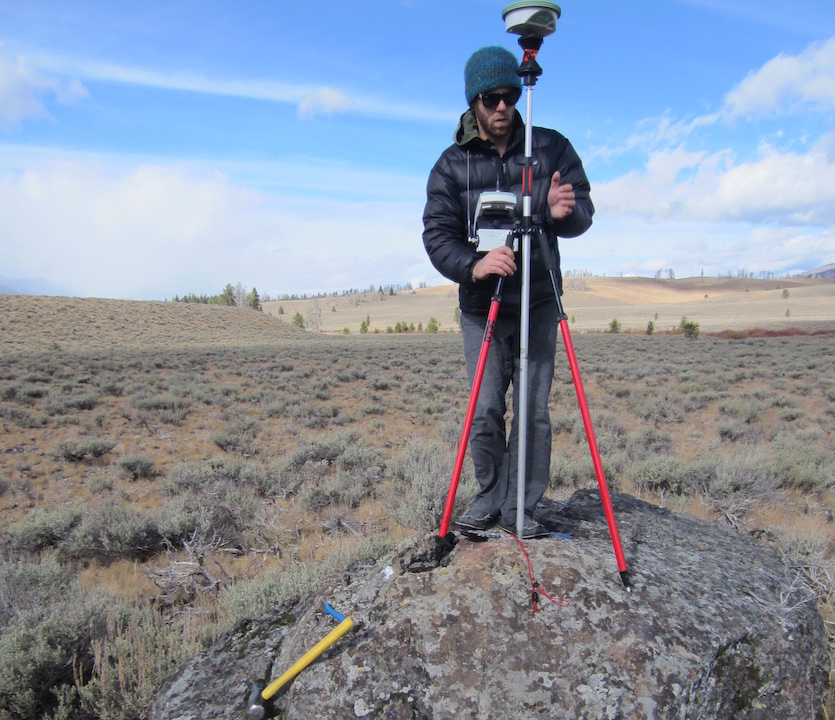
460;301;558;525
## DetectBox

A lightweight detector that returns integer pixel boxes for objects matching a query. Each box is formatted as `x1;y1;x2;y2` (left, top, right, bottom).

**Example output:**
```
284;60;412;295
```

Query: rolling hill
263;276;835;335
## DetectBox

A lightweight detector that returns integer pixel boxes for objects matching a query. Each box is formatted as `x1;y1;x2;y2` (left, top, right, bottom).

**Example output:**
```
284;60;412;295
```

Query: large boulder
149;491;829;719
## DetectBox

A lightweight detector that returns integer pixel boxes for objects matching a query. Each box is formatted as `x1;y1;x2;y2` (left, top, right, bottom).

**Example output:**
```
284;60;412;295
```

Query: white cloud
0;150;430;299
723;36;835;118
0;53;89;130
575;215;834;278
595;133;835;227
298;87;356;119
1;143;829;298
1;158;259;297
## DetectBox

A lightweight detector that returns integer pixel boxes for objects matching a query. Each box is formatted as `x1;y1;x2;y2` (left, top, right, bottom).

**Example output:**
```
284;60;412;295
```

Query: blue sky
1;0;834;300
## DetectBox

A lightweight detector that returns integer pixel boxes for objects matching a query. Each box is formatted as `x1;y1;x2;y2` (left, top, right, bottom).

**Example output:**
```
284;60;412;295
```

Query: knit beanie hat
464;46;522;105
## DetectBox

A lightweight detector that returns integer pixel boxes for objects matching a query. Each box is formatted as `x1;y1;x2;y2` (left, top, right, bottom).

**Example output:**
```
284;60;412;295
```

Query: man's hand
548;171;575;221
472;246;516;281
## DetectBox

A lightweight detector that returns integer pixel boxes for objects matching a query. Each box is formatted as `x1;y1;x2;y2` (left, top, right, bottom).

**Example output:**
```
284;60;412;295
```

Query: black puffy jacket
422;109;594;315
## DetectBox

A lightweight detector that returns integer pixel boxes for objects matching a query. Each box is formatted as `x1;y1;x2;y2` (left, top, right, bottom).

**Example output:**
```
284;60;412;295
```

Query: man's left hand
548;171;575;221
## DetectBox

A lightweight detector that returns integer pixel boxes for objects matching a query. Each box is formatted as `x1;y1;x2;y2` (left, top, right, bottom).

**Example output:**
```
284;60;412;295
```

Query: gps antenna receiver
502;1;561;39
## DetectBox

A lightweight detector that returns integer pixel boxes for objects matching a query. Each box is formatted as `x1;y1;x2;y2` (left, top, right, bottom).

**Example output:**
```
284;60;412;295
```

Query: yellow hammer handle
261;616;354;701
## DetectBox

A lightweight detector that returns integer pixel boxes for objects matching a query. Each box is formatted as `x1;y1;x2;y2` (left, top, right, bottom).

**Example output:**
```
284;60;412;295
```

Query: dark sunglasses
479;88;522;109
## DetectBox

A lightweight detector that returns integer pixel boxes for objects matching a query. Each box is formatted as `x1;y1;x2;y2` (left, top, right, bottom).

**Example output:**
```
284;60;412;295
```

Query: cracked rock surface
149;491;829;719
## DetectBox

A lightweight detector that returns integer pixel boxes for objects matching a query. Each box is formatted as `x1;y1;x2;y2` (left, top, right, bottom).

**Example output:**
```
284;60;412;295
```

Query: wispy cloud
0;52;88;130
30;51;316;101
298;87;356;119
588;36;835;164
21;49;453;125
587;111;720;163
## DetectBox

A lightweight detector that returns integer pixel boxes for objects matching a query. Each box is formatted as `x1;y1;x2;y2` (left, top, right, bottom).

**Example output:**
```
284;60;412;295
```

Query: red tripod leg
558;317;629;585
438;287;502;538
533;228;629;585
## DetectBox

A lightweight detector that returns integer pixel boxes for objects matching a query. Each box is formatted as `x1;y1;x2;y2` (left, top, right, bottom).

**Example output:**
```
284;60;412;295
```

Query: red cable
506;533;567;614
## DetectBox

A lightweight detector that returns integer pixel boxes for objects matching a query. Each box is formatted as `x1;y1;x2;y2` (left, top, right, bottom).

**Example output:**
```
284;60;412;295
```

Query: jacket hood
453;108;525;148
453;109;481;146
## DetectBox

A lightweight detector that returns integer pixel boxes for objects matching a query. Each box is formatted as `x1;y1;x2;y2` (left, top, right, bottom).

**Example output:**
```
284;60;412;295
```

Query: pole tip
434;532;458;562
620;570;631;590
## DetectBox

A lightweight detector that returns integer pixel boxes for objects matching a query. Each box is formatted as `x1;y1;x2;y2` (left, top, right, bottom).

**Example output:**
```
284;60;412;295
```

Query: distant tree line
273;282;422;301
173;281;430;307
565;269;797;280
172;282;262;311
172;267;807;315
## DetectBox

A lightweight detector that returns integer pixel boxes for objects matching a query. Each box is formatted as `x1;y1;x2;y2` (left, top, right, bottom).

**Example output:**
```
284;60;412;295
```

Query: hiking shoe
499;517;550;539
454;510;500;532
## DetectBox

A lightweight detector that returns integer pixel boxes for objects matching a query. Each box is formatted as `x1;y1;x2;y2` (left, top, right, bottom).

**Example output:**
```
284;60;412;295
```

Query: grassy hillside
263;277;835;335
0;292;833;718
0;295;294;355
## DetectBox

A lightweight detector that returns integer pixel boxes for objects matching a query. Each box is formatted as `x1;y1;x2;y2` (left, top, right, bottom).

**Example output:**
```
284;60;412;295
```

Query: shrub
0;384;17;400
704;451;773;500
549;456;596;489
360;403;386;416
718;420;747;443
678;316;700;338
19;383;49;401
117;454;156;480
7;503;84;552
625;455;716;496
0;403;48;428
269;457;325;499
220;536;392;624
0;557;111;720
551;414;576;435
60;501;164;562
264;430;382;500
55;437;118;462
769;439;835;494
43;391;101;415
162;456;270;498
624;427;674;461
298;470;372;510
287;402;341;429
132;392;192;425
385;440;475;531
608;318;621;334
589;412;627;455
75;603;202;720
211;418;261;455
632;394;685;426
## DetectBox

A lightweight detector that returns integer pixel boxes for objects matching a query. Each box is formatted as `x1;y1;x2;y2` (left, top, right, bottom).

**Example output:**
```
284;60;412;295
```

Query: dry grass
0;289;833;719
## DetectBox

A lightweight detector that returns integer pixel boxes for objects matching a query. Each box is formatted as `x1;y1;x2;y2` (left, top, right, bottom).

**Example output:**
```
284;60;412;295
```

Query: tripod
437;7;629;588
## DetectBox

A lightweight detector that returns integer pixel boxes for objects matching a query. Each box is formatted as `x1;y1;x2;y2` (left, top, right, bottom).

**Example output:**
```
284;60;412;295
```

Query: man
422;45;594;539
